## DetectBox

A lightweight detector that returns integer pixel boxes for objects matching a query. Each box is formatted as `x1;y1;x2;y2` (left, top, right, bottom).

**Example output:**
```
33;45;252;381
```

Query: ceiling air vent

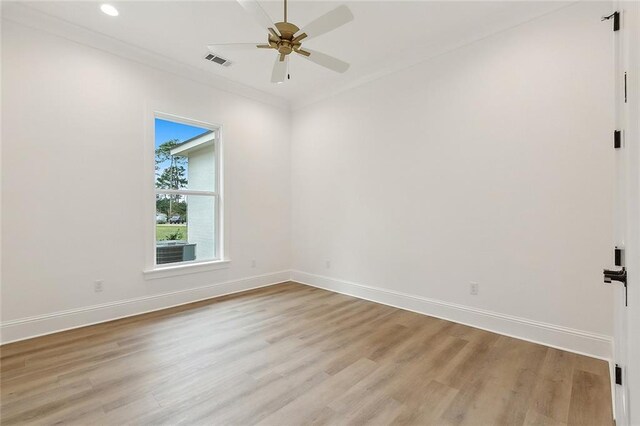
204;53;231;67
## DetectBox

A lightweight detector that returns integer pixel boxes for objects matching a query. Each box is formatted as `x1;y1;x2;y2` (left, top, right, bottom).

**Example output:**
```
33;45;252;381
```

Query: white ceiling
10;1;573;106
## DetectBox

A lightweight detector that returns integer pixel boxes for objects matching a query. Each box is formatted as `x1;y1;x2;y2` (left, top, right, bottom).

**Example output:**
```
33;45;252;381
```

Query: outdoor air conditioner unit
156;242;196;264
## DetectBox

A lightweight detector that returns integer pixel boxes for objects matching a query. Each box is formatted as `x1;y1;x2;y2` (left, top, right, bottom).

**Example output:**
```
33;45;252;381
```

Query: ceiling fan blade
296;48;349;73
237;0;280;36
271;55;288;83
207;43;270;51
297;5;353;40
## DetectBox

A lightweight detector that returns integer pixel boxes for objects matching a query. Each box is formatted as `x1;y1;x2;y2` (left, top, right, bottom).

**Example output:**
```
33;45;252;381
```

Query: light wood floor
0;282;613;425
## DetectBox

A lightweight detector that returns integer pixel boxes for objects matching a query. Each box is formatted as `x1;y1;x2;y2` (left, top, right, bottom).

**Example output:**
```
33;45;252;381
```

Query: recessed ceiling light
100;4;119;16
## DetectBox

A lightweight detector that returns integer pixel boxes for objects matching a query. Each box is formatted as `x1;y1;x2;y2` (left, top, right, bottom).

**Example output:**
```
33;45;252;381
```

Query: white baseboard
2;269;614;362
0;270;292;345
291;270;613;361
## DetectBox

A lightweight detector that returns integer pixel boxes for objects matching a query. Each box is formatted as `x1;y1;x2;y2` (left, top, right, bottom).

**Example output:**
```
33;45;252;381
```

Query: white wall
0;20;291;342
291;1;615;357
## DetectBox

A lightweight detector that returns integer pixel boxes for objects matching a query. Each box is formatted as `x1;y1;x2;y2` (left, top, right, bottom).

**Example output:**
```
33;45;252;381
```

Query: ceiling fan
208;0;354;83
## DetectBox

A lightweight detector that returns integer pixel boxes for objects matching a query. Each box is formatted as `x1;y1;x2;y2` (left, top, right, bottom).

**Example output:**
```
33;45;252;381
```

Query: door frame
612;2;639;425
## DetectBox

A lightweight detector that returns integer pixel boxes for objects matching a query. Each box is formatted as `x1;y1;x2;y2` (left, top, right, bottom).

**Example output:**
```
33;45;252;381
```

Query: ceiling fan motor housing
270;22;302;55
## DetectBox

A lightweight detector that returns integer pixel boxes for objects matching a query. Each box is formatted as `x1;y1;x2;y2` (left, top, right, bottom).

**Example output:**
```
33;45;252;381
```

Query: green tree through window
155;140;187;218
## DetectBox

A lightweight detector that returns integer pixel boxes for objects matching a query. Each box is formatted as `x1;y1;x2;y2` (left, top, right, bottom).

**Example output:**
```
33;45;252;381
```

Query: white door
610;2;639;425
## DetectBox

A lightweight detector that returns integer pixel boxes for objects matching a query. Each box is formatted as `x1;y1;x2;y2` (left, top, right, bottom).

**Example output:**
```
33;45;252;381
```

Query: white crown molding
0;3;290;111
290;1;580;111
2;1;582;112
0;270;292;344
291;270;613;361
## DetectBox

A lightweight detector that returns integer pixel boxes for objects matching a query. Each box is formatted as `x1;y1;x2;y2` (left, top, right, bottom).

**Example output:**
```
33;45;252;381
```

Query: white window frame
143;111;228;279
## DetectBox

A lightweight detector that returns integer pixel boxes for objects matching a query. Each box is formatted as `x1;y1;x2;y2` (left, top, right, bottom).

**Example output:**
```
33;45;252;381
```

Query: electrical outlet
325;260;331;269
94;280;104;293
470;282;479;296
251;259;256;268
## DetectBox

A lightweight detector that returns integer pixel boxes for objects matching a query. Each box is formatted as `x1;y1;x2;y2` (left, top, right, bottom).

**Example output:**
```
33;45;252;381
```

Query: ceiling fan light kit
208;0;353;83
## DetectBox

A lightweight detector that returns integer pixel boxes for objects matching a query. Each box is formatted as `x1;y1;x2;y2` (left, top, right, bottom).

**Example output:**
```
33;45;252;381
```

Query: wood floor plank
528;348;576;423
568;369;614;426
524;409;568;426
256;357;379;425
0;282;613;425
390;380;459;425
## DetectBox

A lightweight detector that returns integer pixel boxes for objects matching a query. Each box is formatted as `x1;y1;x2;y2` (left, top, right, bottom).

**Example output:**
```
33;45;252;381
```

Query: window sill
143;259;231;280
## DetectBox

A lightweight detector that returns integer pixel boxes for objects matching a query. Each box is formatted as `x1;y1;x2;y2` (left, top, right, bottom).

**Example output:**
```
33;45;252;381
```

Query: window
153;115;221;268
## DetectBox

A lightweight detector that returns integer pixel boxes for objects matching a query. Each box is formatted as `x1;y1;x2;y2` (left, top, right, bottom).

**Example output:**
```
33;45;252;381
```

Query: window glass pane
155;118;216;192
156;194;216;265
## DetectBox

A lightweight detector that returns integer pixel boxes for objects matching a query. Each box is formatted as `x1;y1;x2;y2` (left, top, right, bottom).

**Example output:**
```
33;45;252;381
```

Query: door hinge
614;130;622;149
616;364;623;385
602;11;620;31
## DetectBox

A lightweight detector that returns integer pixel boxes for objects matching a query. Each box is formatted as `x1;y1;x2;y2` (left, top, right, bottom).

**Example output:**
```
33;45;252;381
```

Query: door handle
603;267;627;285
604;267;628;306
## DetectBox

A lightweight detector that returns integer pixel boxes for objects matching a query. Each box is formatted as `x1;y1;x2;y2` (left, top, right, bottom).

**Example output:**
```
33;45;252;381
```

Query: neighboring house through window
154;116;221;266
